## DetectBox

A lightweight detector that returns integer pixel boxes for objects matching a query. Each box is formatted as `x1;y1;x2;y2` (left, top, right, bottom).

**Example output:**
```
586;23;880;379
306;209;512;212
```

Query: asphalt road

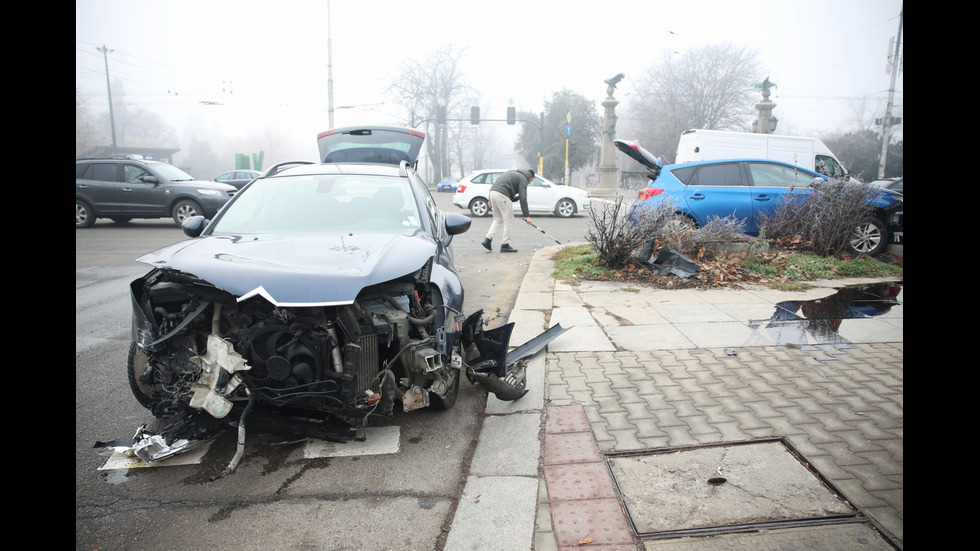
75;188;595;550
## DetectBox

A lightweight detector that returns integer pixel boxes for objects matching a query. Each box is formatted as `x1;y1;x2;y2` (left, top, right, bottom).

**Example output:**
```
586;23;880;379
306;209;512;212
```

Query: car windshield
210;174;423;235
152;163;197;182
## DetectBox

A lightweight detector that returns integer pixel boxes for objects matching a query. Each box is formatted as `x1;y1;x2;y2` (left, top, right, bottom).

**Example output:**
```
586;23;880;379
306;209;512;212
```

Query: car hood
173;179;237;192
136;232;437;306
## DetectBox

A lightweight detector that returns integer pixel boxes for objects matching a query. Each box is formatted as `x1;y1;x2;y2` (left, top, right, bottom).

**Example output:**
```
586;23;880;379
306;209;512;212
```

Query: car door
683;162;753;230
241;172;258;186
745;162;818;231
523;176;552;212
477;172;497;202
120;163;169;216
231;172;256;188
77;162;125;214
214;172;236;187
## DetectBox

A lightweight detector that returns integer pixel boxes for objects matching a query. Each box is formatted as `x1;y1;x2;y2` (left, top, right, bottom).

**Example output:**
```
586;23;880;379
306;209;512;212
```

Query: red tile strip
544;404;635;549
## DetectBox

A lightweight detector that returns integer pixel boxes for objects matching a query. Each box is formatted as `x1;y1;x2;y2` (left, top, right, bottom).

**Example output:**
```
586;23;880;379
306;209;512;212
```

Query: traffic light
471;106;480;125
507;106;516;125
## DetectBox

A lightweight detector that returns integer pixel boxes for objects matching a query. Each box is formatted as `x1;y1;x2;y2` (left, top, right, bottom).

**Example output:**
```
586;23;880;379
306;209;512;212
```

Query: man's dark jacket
489;169;532;218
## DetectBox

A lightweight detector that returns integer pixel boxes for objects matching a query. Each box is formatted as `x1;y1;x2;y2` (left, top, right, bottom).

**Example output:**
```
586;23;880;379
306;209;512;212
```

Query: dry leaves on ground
582;248;810;289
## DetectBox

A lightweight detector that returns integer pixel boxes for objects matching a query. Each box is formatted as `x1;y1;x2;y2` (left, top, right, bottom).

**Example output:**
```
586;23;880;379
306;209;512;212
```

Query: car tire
664;213;698;234
554;198;576;217
76;199;96;228
172;199;203;226
847;216;888;257
469;197;491;217
127;341;158;412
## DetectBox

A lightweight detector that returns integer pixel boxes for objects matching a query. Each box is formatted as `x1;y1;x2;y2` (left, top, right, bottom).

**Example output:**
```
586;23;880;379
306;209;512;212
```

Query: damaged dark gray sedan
120;127;545;469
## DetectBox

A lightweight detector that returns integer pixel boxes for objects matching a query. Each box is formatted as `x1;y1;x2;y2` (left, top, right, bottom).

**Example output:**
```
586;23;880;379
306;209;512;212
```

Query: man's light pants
486;190;515;245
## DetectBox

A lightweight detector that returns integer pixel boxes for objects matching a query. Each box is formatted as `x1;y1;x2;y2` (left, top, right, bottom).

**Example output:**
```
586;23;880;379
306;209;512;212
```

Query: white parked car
451;169;590;217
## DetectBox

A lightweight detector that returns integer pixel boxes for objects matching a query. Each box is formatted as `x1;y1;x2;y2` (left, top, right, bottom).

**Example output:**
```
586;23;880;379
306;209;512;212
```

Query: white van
674;129;848;179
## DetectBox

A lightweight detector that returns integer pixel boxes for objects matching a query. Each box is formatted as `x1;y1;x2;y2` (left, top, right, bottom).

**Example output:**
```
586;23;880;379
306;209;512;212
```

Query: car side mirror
143;175;159;185
182;215;207;237
445;212;471;236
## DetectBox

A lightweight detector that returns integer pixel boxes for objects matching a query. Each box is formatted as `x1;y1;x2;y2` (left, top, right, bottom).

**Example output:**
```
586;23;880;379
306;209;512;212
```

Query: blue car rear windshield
670;166;696;184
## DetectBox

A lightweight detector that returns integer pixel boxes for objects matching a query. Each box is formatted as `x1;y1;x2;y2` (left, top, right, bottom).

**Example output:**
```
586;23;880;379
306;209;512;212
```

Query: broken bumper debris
98;308;569;471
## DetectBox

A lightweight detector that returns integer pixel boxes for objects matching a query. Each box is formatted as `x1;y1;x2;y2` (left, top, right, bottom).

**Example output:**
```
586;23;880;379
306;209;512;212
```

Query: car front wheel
469;197;490;217
554;198;576;217
76;199;96;228
172;199;203;226
847;217;888;256
127;341;157;412
664;213;698;234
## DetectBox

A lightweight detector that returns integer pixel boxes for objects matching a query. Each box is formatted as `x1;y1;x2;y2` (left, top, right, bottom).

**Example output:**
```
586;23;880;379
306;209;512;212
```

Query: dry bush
758;181;880;256
587;196;748;268
657;215;746;253
586;195;675;268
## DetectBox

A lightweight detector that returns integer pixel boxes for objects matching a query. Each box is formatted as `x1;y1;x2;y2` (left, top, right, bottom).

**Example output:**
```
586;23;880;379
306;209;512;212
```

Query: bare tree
76;88;102;156
624;43;761;162
387;45;476;182
96;79;178;149
122;106;178;147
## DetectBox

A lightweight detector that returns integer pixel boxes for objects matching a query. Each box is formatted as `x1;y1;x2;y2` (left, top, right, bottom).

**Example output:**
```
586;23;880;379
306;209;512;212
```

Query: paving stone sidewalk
519;245;903;551
542;344;903;548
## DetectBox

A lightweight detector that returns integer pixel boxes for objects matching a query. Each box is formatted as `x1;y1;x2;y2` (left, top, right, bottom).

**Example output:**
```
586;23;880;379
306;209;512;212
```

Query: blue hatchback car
615;140;903;256
436;179;457;192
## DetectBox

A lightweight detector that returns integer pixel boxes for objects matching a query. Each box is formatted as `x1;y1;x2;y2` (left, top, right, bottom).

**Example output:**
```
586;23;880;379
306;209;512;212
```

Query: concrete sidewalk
445;244;902;551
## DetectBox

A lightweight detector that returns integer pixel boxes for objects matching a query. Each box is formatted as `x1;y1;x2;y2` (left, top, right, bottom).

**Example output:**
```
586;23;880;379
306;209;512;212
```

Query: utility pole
539;112;544;176
878;5;903;179
326;0;335;129
97;44;118;151
564;111;571;185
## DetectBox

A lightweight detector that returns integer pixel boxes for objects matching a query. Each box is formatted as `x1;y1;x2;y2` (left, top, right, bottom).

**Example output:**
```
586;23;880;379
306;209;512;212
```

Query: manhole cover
607;438;858;538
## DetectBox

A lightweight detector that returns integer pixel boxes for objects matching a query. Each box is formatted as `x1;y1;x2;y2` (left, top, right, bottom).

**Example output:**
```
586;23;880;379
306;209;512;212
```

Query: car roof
666;158;821;175
269;161;408;178
466;168;546;179
76;157;166;165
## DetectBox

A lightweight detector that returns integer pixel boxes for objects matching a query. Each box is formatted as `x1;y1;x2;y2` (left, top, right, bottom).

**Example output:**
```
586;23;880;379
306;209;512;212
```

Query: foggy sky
76;0;904;168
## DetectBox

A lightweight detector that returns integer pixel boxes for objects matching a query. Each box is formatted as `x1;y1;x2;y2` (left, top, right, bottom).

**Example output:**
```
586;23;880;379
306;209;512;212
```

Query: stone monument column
594;74;623;198
753;77;778;134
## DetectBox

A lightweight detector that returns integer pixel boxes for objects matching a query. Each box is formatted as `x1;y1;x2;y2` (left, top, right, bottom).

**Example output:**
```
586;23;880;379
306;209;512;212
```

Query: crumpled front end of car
125;262;464;463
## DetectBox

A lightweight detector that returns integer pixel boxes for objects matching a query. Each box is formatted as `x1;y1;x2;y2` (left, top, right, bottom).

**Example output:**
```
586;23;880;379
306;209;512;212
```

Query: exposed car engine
128;266;464;454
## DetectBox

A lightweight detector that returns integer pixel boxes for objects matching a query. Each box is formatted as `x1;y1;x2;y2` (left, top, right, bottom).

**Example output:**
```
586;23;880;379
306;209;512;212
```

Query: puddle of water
748;283;902;346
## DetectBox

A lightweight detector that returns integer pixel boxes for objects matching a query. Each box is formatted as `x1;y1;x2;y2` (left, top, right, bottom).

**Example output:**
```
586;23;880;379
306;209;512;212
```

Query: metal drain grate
605;437;896;548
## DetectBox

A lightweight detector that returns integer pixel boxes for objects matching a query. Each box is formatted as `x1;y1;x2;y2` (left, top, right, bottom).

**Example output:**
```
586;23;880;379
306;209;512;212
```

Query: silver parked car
213;169;262;189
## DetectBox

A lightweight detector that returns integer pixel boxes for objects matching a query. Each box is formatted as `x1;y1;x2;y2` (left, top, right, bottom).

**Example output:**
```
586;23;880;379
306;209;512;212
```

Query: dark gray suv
75;158;237;228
